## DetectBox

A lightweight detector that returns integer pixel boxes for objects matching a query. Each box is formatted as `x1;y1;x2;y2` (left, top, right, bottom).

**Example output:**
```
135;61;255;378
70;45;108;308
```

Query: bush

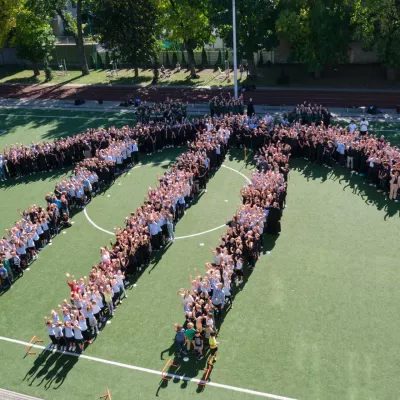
201;48;208;68
172;52;178;66
215;49;222;68
181;51;186;66
258;51;264;67
165;52;171;67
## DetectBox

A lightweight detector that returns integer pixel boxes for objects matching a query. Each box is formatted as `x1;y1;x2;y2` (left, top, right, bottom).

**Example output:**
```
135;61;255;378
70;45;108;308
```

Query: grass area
0;108;136;150
1;109;400;399
1;64;400;88
0;67;238;87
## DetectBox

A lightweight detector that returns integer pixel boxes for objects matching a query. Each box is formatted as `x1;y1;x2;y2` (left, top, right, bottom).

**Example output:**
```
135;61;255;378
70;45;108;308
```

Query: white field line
0;113;136;121
0;336;297;400
83;163;251;239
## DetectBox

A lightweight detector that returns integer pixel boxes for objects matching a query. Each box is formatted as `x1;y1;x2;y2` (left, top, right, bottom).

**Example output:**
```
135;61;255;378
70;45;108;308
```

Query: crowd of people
285;102;332;126
134;99;187;123
43;119;230;352
209;93;245;117
1;98;399;359
174;121;289;364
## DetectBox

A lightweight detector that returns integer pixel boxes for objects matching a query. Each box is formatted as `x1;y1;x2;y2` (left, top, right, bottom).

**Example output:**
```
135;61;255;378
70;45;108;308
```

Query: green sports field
0;109;400;400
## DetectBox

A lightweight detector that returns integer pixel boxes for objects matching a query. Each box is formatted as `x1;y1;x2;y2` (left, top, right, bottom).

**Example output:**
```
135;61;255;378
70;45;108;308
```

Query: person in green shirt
185;322;196;352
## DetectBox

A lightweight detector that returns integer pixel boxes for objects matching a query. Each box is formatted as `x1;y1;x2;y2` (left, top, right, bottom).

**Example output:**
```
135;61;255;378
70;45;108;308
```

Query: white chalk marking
0;336;297;400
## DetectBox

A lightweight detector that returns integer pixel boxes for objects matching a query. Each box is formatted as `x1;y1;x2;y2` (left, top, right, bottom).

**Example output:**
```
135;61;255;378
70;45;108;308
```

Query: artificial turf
0;110;400;400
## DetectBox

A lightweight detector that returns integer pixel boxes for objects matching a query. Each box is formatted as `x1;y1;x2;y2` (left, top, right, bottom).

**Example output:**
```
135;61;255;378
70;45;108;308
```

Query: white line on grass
0;336;297;400
0;113;136;121
83;163;251;239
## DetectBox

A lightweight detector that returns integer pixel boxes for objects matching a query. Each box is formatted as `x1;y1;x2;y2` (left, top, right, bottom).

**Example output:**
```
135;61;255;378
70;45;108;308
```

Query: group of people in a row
209;93;245;117
285;102;332;127
43;120;230;351
174;123;290;364
287;123;400;201
134;98;187;124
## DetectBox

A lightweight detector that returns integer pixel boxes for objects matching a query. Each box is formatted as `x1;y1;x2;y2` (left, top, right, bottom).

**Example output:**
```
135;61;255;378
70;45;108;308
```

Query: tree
352;0;400;80
12;9;56;77
181;50;186;67
0;0;24;50
276;0;352;77
201;47;208;68
211;0;279;74
95;0;160;78
27;0;91;75
159;0;213;77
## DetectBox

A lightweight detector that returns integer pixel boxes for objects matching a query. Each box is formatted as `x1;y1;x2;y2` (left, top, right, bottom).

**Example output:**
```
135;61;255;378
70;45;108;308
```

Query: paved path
0;83;399;108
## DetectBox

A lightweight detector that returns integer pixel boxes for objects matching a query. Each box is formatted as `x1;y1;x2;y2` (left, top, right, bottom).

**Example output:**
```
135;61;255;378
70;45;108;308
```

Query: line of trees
0;0;399;80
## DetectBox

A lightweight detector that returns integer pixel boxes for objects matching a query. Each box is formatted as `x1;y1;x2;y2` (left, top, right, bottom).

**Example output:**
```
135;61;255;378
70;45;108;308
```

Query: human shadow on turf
22;347;79;390
291;158;400;219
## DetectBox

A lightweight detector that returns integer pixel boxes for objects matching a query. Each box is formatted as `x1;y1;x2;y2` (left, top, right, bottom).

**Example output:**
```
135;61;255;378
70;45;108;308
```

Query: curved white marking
84;208;114;235
84;162;250;240
221;164;251;183
175;224;226;240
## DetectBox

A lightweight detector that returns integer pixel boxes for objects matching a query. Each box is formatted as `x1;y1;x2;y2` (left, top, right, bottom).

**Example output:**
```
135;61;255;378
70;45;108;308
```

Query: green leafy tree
225;49;229;62
201;47;208;67
276;0;352;77
12;9;56;77
27;0;91;75
211;0;279;74
0;0;24;50
95;0;160;77
352;0;400;80
159;0;213;76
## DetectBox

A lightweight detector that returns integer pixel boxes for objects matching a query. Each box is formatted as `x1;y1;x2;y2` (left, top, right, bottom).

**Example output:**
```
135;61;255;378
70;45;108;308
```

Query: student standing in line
207;331;219;365
45;319;57;348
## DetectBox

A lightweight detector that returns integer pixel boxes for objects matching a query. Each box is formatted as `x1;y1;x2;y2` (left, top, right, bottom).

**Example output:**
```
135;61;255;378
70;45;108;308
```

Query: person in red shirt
66;273;81;299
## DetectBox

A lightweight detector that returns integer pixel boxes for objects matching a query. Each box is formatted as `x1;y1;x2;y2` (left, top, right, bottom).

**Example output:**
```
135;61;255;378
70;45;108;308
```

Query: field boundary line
0;113;136;121
83;163;251;239
0;336;297;400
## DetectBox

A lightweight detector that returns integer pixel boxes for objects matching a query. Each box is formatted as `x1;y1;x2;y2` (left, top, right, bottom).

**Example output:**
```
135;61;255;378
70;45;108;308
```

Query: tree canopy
95;0;160;77
276;0;352;75
12;8;56;76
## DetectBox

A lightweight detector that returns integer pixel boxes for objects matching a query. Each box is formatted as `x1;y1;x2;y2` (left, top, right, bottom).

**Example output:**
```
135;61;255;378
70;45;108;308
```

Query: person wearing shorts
185;322;196;352
207;331;219;365
193;330;204;360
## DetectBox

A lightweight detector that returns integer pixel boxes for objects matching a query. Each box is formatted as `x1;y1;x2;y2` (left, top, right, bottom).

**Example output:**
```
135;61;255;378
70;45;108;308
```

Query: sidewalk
2;81;400;93
0;97;399;121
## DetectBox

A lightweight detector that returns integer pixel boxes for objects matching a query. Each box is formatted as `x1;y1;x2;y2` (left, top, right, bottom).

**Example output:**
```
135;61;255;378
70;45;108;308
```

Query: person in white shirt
360;118;369;135
348;120;357;134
